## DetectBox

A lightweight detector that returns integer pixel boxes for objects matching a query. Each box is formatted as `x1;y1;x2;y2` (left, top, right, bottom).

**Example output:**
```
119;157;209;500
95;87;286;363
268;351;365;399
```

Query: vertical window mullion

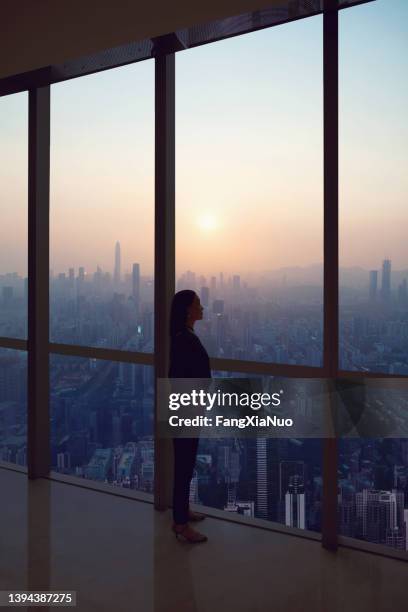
322;0;339;551
27;86;50;478
154;52;176;510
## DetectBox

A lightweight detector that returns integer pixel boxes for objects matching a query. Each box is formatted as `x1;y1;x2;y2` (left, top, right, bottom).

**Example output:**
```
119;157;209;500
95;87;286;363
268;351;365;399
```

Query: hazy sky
1;0;406;278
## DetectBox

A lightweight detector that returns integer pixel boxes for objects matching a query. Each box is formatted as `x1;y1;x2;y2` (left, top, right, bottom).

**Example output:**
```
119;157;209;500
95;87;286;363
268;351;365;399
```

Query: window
50;354;154;492
338;0;408;551
50;62;154;352
0;93;28;339
196;374;322;532
0;348;27;466
176;17;323;366
339;0;408;376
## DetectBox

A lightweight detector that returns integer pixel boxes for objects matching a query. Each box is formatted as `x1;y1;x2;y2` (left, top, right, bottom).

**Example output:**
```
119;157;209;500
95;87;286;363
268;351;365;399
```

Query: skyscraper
114;241;121;286
213;299;224;315
219;272;224;290
211;276;217;294
189;470;199;504
77;266;85;297
381;259;391;301
369;270;378;301
256;437;268;519
279;461;305;502
285;474;306;529
200;286;209;308
132;263;140;316
68;267;75;292
356;488;405;548
398;279;407;305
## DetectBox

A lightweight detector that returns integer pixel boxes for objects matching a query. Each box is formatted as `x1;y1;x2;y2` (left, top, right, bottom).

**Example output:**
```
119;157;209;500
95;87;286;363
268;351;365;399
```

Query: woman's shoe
188;509;206;522
172;523;208;543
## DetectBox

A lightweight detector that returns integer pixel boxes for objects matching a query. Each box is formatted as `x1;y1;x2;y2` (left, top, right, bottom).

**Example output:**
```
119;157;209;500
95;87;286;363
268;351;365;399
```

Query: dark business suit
169;327;211;524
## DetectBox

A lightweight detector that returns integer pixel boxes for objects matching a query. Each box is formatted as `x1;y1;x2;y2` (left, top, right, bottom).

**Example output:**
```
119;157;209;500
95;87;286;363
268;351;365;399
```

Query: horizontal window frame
1;337;406;380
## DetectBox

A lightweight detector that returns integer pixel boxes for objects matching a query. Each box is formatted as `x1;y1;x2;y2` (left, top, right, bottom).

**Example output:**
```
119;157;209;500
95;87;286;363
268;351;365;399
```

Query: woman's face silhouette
187;294;203;325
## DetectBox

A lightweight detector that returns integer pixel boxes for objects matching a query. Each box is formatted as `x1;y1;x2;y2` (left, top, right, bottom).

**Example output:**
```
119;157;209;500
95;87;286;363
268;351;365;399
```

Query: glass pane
340;440;408;549
0;92;28;339
192;372;322;533
50;62;154;352
338;0;408;553
339;0;408;375
339;391;408;553
176;17;323;366
0;348;27;466
50;354;154;493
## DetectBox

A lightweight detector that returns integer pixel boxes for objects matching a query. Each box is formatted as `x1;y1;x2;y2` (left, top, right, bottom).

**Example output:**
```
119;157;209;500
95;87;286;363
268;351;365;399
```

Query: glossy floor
0;467;406;612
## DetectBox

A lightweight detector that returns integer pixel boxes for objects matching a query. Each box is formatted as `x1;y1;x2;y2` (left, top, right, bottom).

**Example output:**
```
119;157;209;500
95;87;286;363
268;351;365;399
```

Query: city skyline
1;242;408;285
1;242;407;376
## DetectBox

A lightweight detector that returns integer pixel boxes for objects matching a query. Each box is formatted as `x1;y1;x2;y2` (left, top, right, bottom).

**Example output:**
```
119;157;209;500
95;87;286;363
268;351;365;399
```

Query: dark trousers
172;437;199;524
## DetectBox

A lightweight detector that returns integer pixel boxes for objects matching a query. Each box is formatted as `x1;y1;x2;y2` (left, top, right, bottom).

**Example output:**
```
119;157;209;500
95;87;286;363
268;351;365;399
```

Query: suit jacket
169;327;211;379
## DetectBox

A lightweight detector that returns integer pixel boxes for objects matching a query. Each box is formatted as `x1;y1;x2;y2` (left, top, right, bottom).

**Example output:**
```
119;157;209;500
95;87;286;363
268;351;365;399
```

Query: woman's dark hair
169;290;196;338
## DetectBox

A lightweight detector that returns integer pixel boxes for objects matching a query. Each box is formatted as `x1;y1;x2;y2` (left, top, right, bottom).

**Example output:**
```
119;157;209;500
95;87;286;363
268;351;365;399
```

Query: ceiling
0;0;285;80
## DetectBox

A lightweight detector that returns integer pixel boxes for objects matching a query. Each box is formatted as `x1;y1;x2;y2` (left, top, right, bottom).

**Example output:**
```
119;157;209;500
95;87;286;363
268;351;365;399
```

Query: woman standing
169;290;210;543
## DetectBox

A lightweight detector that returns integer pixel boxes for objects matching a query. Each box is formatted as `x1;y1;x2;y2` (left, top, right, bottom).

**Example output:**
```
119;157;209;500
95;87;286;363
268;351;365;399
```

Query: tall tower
114;241;121;286
211;276;217;294
189;470;199;504
77;267;85;297
200;286;209;308
132;263;140;317
256;437;268;519
381;259;391;301
369;270;378;301
285;474;306;529
279;461;305;502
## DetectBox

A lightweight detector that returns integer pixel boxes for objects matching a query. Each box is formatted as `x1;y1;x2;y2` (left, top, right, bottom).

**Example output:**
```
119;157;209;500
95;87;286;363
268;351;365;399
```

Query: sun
197;213;218;232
